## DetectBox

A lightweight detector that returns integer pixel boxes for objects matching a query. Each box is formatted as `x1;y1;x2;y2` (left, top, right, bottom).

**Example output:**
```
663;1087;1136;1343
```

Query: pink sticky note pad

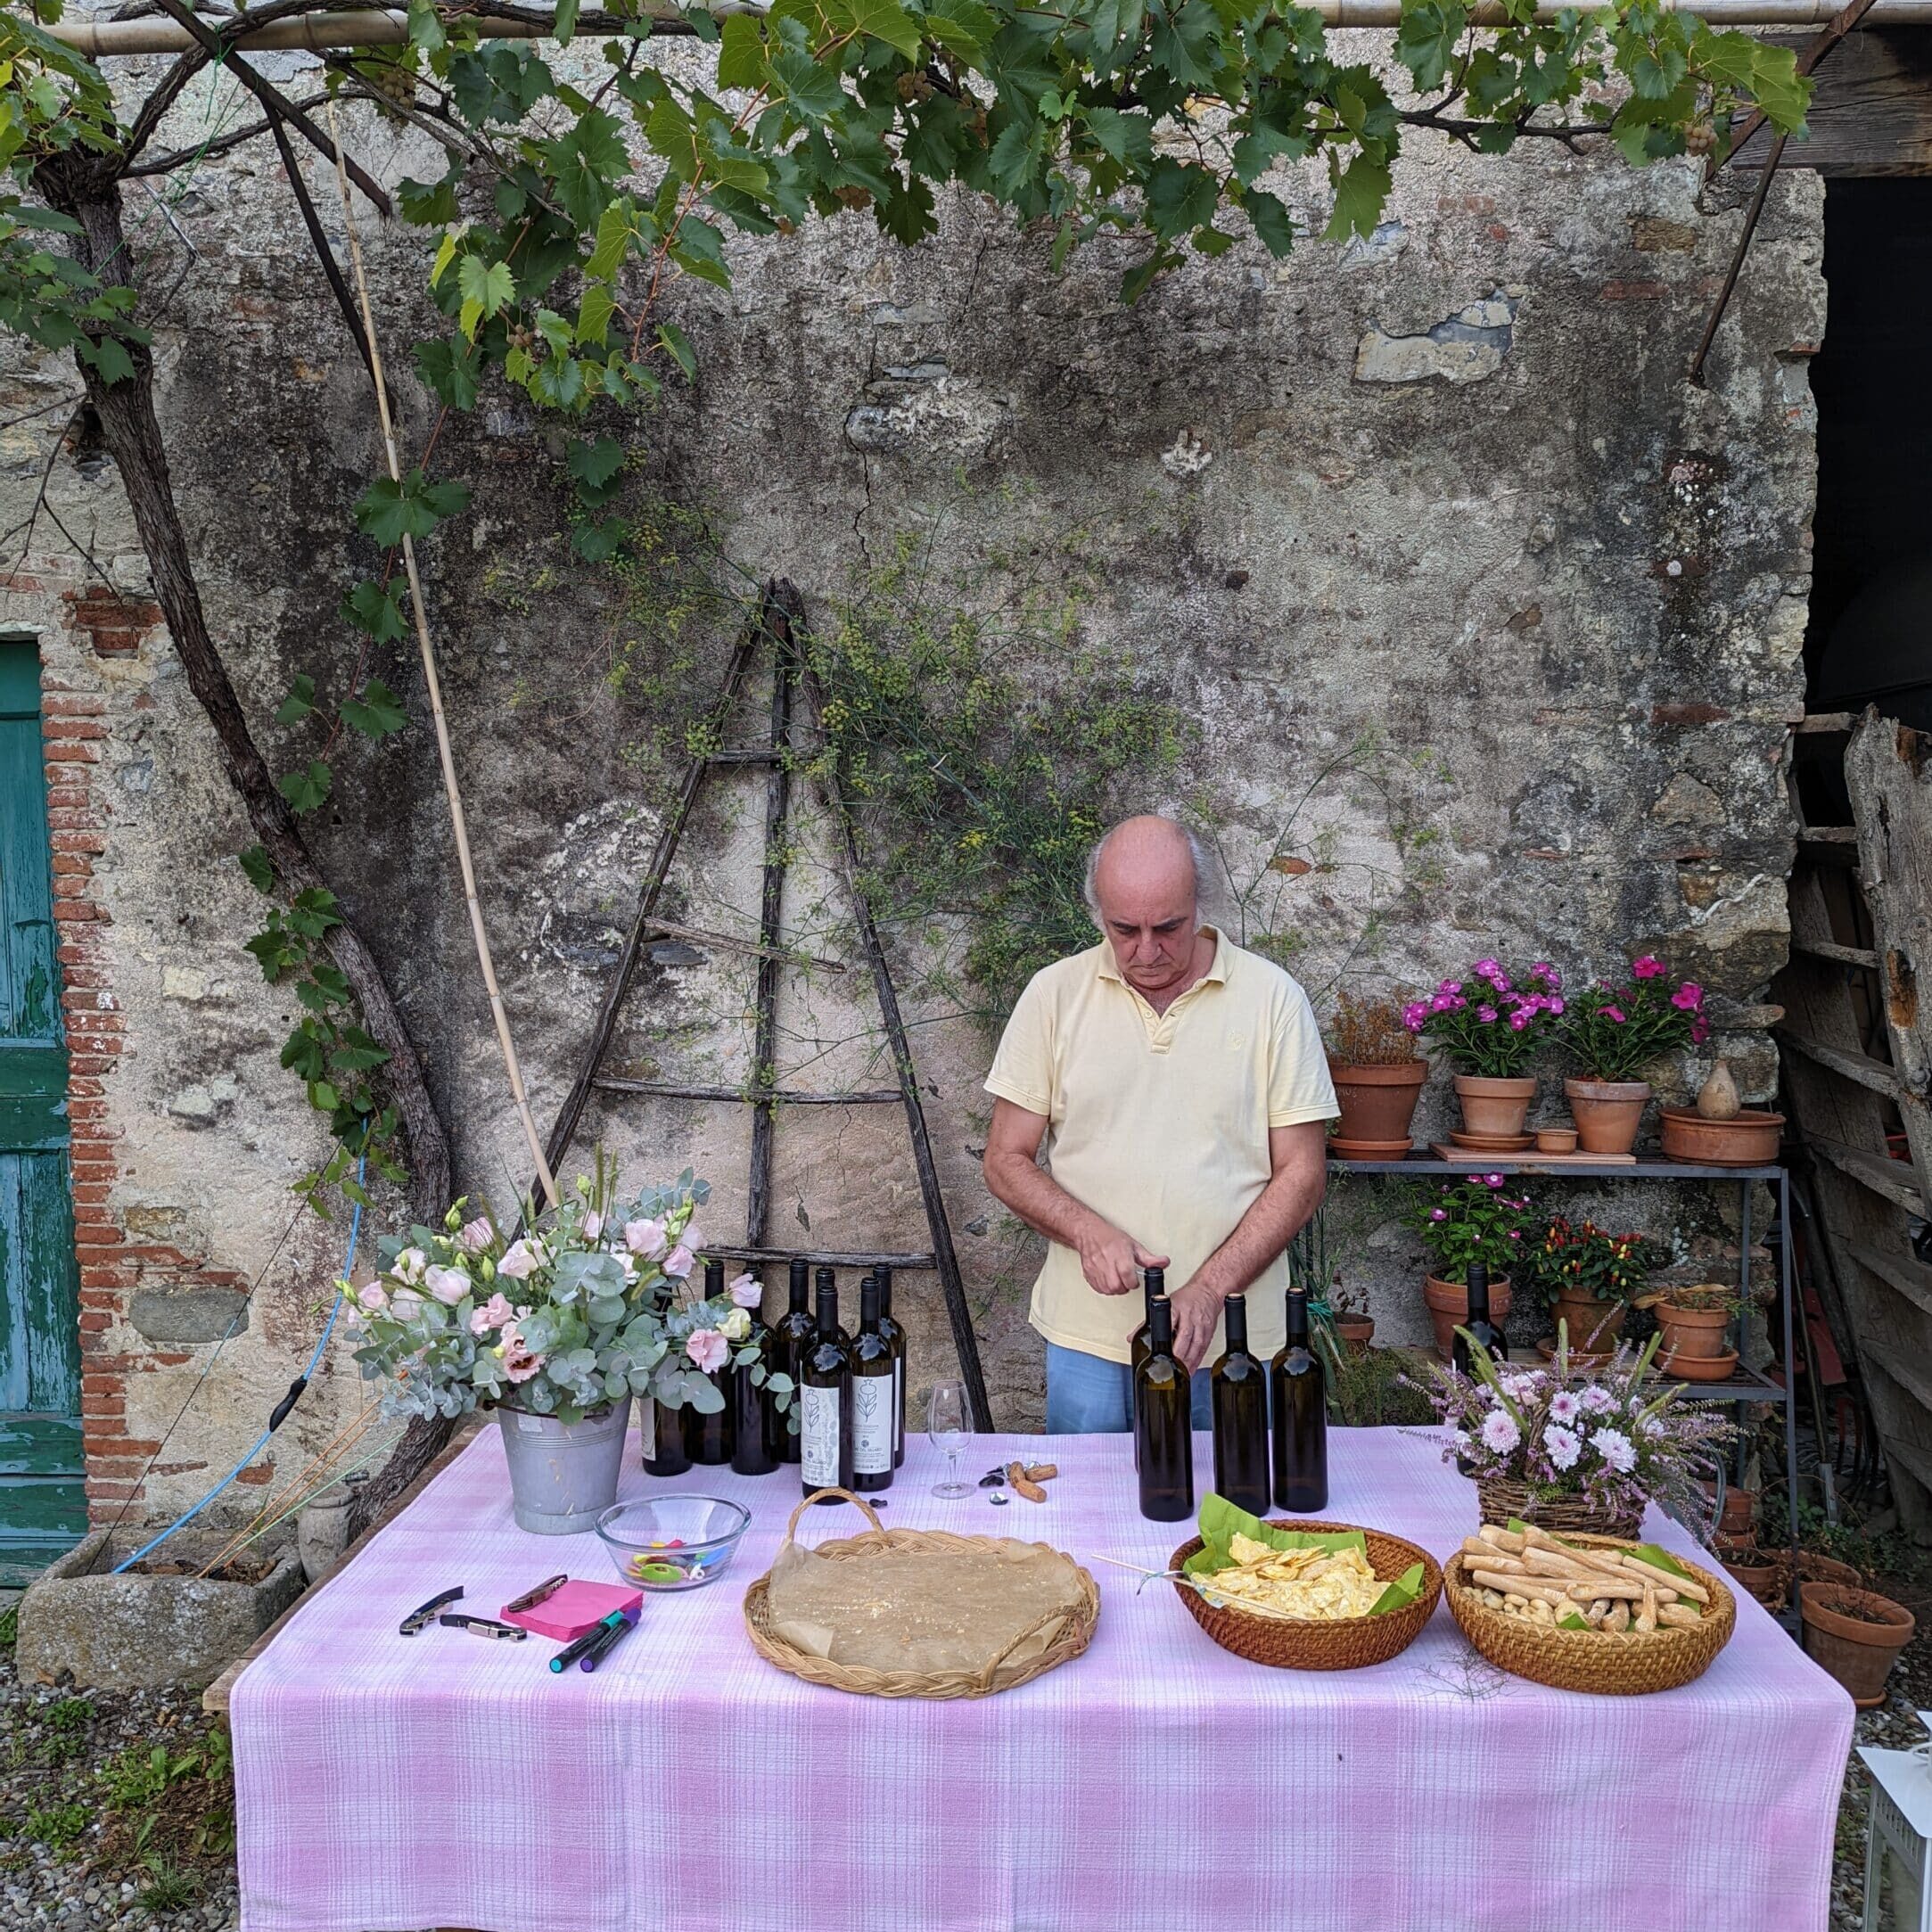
501;1580;643;1640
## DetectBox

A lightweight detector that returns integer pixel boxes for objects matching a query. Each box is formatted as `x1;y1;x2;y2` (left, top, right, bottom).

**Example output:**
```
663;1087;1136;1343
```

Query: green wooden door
0;637;83;1582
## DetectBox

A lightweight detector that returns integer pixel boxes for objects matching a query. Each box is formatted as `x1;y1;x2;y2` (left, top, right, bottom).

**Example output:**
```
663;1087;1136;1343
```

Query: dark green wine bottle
1135;1295;1195;1522
773;1258;815;1466
1270;1287;1328;1513
1455;1262;1509;1377
851;1275;895;1493
800;1276;853;1502
685;1259;736;1466
1211;1293;1271;1516
728;1269;780;1476
1130;1265;1164;1470
876;1264;907;1468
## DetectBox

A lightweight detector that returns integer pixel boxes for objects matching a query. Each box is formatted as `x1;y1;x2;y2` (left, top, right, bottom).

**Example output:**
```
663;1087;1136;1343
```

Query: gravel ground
5;1573;1927;1932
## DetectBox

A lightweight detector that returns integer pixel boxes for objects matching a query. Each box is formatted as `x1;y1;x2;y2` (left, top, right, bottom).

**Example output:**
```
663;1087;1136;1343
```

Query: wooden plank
0;1412;81;1476
1776;1028;1902;1098
1809;1133;1928;1213
1427;1142;1637;1166
1849;1242;1932;1319
1733;30;1932;175
702;1244;937;1270
1791;935;1880;969
1798;824;1860;845
1794;712;1858;735
1846;714;1932;1213
203;1421;481;1717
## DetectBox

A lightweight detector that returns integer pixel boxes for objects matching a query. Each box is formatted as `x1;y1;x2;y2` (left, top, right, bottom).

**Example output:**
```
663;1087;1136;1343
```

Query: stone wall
0;48;1822;1519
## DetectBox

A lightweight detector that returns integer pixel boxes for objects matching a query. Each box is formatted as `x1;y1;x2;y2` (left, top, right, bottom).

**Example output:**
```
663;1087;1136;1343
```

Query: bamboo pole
323;99;560;1209
43;0;1932;53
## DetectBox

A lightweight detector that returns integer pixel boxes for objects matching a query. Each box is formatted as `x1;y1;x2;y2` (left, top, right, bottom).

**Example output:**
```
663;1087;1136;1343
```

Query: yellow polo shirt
984;929;1336;1366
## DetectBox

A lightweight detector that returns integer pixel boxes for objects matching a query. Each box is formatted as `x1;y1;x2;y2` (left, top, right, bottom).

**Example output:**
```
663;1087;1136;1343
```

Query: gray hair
1082;818;1212;927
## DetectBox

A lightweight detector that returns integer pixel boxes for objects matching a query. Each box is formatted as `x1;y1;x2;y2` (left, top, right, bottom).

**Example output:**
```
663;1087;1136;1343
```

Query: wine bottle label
639;1398;656;1461
853;1376;892;1475
801;1384;842;1487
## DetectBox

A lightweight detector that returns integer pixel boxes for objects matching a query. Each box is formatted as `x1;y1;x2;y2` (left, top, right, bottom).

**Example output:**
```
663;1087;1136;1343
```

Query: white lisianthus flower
728;1271;762;1308
391;1247;428;1285
424;1265;470;1306
624;1218;666;1257
497;1238;542;1281
390;1287;425;1320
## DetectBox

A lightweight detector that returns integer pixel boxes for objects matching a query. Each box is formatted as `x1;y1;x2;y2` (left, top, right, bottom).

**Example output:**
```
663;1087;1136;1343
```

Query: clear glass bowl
595;1495;752;1591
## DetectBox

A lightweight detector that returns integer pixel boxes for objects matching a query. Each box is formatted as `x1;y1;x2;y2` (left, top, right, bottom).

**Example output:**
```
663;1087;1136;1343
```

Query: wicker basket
1476;1476;1643;1541
742;1489;1099;1698
1444;1533;1735;1694
1166;1520;1443;1671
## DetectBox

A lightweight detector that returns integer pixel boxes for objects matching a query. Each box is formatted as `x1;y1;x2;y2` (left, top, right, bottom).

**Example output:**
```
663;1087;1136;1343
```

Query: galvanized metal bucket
496;1394;633;1535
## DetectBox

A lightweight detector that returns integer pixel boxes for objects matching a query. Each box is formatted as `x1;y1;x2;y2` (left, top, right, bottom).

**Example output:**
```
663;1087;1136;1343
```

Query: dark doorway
1805;179;1932;732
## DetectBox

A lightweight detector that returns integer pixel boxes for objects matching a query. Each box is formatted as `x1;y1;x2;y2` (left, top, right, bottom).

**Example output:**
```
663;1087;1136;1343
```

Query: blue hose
110;1166;366;1575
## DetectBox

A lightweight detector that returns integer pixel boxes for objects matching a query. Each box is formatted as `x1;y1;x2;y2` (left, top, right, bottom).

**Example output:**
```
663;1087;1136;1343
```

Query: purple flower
1509;1008;1532;1031
1507;1229;1521;1240
1480;1410;1522;1455
1547;996;1565;1015
1430;992;1456;1013
1596;1004;1626;1024
1691;1016;1710;1044
1672;982;1704;1010
1489;973;1512;994
1532;961;1561;989
1631;955;1665;980
1438;979;1463;995
1477;1004;1498;1024
1484;1172;1506;1188
1549;1389;1581;1425
1590;1426;1636;1473
1430;1208;1449;1221
1402;1001;1429;1032
1579;1385;1615;1416
1544;1424;1582;1471
1465;1174;1485;1187
1472;958;1502;980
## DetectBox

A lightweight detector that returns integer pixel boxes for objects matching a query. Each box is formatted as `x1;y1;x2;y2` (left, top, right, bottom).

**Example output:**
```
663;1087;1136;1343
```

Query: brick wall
39;600;252;1520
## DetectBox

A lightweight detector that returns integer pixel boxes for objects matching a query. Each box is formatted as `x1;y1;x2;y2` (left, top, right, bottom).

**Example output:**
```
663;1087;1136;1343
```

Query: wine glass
928;1379;974;1498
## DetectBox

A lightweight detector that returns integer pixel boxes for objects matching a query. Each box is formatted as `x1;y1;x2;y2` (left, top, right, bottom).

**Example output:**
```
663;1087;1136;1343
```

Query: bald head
1084;816;1211;1002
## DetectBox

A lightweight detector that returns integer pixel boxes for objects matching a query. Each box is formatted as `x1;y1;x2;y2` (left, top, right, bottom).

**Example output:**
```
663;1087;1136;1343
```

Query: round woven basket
1166;1520;1443;1671
742;1489;1099;1699
1444;1534;1735;1694
1477;1476;1643;1541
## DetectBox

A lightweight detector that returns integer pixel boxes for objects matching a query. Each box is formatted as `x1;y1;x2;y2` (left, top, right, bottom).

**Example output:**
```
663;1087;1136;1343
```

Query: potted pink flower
1559;954;1707;1155
1405;958;1564;1145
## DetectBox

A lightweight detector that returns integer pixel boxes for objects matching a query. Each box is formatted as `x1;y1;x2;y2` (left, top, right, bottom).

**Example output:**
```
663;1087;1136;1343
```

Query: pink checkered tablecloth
233;1424;1852;1932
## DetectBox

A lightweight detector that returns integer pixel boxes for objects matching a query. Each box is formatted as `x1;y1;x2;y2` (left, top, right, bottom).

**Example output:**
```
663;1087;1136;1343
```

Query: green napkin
1184;1493;1424;1616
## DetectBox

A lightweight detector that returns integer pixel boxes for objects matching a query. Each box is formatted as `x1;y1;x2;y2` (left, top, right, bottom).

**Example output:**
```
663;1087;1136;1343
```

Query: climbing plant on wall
0;0;1811;1211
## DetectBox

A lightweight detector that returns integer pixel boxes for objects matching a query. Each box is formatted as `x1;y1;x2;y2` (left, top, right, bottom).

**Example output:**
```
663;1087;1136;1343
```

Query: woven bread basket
742;1489;1099;1698
1476;1476;1643;1541
1445;1533;1735;1694
1167;1520;1443;1671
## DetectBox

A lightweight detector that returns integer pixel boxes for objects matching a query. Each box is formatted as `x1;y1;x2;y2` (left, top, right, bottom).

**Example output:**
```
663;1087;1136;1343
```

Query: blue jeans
1046;1341;1214;1433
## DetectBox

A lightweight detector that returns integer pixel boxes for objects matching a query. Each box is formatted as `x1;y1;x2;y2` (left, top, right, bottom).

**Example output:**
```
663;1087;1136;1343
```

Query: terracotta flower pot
1796;1551;1862;1591
1718;1485;1758;1538
1657;1303;1732;1361
1722;1554;1788;1613
1551;1288;1624;1355
1657;1106;1785;1168
1564;1078;1650;1155
1453;1074;1537;1140
1798;1582;1915;1707
1334;1315;1376;1354
1423;1273;1513;1361
1328;1058;1428;1156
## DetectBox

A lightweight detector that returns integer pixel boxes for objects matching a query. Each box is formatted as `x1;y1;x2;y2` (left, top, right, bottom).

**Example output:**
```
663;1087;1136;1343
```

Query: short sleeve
984;970;1056;1117
1267;979;1339;1128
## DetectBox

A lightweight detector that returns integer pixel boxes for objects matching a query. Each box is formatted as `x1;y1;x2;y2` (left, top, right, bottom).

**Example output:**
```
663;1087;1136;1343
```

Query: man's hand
1168;1278;1229;1372
1076;1222;1169;1296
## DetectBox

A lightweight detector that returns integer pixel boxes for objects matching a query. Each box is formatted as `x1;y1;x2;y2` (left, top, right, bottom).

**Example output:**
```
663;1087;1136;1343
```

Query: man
982;814;1336;1433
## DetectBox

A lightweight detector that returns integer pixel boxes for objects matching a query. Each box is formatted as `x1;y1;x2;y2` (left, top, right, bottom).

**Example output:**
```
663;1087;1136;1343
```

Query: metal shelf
1329;1152;1784;1180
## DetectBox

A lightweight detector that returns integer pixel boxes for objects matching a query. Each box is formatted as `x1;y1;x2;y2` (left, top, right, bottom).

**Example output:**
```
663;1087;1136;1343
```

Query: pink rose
1672;982;1704;1010
663;1244;695;1278
686;1328;729;1373
728;1271;762;1308
456;1216;493;1254
1631;955;1665;980
497;1238;542;1280
424;1264;469;1306
470;1292;515;1336
356;1282;389;1312
624;1218;666;1256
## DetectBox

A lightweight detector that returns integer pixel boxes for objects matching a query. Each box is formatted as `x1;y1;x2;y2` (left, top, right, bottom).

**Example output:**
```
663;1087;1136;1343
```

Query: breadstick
1478;1525;1527;1554
1621;1552;1710;1605
1473;1570;1570;1604
1607;1600;1631;1632
1657;1602;1703;1628
1635;1583;1658;1633
1565;1579;1649;1602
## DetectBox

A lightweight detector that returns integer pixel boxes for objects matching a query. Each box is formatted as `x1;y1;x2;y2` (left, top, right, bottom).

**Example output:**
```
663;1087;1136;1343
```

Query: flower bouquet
1560;954;1707;1154
1405;958;1565;1144
343;1158;793;1532
1426;1330;1733;1539
1408;1172;1532;1358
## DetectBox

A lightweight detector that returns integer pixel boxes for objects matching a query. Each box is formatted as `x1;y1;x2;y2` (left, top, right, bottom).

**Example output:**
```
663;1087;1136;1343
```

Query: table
233;1424;1853;1932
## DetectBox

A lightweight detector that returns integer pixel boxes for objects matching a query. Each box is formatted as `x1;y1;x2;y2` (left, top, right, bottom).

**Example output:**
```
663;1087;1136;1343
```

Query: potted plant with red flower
1558;954;1707;1155
1525;1217;1665;1361
1405;958;1564;1145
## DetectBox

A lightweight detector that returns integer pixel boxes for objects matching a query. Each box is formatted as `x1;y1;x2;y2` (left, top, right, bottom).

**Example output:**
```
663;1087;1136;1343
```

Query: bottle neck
1284;1289;1310;1346
1148;1295;1175;1357
1222;1294;1249;1354
815;1284;840;1339
789;1262;810;1313
703;1260;724;1300
1143;1268;1164;1317
1466;1262;1492;1319
859;1278;881;1333
876;1266;893;1317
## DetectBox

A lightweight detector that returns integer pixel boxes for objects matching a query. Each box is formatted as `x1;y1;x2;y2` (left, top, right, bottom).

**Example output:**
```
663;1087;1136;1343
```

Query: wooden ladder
1773;709;1932;1525
533;579;992;1432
